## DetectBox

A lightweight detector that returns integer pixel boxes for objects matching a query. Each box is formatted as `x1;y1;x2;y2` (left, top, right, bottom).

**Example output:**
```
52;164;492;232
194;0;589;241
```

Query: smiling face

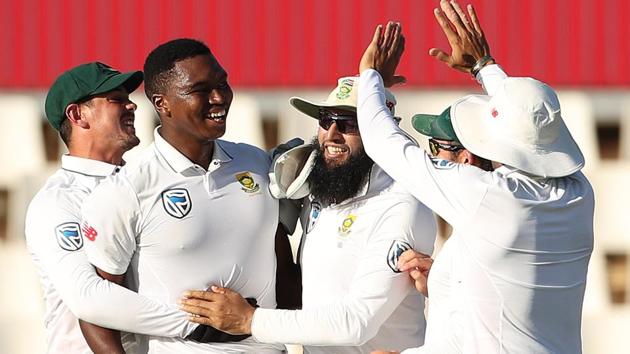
317;108;363;168
158;54;233;144
80;87;140;153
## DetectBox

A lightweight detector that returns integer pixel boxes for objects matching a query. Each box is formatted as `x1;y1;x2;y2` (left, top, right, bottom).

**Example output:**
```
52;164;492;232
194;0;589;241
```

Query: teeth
209;110;226;119
326;146;347;155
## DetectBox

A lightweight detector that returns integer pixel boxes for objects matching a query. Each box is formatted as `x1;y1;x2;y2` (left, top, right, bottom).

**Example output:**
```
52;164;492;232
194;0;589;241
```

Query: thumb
390;75;407;87
428;48;450;64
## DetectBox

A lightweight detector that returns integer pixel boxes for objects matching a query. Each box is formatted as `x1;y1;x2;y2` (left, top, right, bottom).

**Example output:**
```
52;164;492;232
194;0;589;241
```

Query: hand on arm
429;0;493;74
397;250;433;297
78;268;125;354
180;286;255;335
359;21;406;87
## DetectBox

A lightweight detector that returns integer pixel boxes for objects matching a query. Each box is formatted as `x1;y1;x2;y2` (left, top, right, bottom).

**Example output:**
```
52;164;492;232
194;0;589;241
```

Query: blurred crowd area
1;87;629;353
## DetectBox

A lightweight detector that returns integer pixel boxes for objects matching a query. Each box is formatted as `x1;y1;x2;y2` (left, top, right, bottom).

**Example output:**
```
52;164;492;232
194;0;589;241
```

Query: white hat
450;77;584;177
290;76;397;118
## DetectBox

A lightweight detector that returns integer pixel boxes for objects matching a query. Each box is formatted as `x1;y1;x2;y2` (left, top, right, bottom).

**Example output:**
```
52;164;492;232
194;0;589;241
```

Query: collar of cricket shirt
61;154;121;177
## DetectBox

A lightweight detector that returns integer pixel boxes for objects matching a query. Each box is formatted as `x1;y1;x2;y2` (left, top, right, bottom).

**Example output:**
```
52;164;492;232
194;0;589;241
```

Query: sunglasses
428;138;464;156
318;109;360;135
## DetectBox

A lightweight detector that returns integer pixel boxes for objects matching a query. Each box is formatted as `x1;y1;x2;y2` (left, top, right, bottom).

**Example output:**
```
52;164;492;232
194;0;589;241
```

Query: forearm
274;226;302;310
79;319;125;354
58;262;194;337
476;64;508;95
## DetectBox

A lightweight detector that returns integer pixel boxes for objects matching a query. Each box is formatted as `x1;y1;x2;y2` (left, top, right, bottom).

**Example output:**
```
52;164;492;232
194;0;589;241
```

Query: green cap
411;107;460;142
44;62;143;130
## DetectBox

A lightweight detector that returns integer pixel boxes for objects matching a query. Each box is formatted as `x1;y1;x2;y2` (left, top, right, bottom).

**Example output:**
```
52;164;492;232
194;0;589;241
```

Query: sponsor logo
306;202;321;233
235;172;260;193
335;79;354;100
81;222;98;241
338;214;357;236
387;240;412;273
429;156;456;170
55;222;83;251
162;188;192;218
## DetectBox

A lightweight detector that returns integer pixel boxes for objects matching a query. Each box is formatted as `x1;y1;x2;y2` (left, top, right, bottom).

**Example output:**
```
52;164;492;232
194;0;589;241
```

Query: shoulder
27;169;85;217
217;140;271;166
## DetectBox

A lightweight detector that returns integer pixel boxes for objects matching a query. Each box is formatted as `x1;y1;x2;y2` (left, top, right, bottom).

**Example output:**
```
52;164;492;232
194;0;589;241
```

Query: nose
126;99;137;112
324;121;343;141
209;89;225;105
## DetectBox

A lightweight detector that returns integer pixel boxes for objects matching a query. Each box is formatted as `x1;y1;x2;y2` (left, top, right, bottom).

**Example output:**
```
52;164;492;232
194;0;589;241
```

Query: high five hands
359;21;406;88
430;0;492;74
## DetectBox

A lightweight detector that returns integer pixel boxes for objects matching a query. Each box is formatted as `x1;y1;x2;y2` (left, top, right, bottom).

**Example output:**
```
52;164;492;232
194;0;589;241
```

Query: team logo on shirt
429;156;456;170
235;172;260;193
162;188;192;219
338;214;357;236
55;222;83;251
306;202;321;233
387;240;412;273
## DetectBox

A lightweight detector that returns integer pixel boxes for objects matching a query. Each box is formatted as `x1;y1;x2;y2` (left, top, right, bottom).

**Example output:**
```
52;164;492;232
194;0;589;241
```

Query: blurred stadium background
1;0;628;353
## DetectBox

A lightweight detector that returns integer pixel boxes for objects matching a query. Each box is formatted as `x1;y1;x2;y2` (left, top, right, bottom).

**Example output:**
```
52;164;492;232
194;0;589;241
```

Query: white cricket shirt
25;155;194;354
82;129;283;354
251;165;436;353
358;69;595;354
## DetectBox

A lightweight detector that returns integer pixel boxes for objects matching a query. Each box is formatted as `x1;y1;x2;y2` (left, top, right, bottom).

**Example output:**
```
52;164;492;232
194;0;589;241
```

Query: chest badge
306;202;321;233
236;172;260;193
55;222;83;251
162;188;192;219
338;214;357;237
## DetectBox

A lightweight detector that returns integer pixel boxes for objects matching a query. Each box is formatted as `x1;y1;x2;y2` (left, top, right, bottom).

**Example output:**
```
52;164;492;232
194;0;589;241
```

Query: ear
152;94;170;117
457;149;475;166
65;103;90;129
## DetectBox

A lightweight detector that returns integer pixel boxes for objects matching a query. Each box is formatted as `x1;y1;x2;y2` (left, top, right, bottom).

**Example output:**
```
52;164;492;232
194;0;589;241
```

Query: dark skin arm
78;268;126;354
274;223;302;309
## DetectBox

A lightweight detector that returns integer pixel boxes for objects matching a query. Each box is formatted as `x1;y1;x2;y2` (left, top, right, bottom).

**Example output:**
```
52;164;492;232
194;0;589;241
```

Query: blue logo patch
306;202;321;233
387;240;412;273
55;222;83;251
162;189;192;219
430;156;457;170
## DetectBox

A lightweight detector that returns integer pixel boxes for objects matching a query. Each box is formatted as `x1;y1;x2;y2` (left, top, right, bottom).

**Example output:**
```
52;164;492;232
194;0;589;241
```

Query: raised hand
397;249;434;297
429;0;492;74
179;286;255;335
359;21;406;87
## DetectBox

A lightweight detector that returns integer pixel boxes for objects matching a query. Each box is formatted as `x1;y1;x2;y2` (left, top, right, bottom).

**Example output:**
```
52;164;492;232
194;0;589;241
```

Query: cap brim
92;71;144;96
451;94;584;177
289;97;356;119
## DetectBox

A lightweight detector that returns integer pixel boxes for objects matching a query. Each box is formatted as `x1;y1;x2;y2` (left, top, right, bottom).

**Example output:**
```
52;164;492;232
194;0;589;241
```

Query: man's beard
307;138;374;205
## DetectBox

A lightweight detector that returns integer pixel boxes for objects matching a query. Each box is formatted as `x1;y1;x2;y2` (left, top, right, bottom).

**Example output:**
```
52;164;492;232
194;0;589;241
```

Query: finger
179;302;213;317
182;290;221;301
398;249;430;264
389;22;403;55
383;21;397;49
450;0;474;34
371;24;384;47
433;8;458;45
187;314;215;326
468;4;483;35
179;297;222;310
210;285;231;295
440;0;466;36
428;48;451;64
400;257;433;272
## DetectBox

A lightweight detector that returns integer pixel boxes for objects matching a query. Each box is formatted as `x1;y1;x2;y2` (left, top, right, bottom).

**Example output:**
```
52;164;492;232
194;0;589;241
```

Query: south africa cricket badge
338;214;357;237
235;172;260;194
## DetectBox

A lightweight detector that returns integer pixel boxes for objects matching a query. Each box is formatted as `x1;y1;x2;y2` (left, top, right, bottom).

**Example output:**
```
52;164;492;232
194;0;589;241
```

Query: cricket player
25;62;198;354
179;76;437;354
80;39;287;353
359;6;594;354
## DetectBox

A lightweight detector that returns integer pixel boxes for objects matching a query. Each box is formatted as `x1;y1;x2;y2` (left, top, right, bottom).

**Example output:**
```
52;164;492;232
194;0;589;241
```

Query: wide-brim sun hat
290;76;397;118
450;77;584;177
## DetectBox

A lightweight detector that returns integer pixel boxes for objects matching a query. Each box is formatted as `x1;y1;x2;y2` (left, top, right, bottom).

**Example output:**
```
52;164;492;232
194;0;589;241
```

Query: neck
158;128;215;168
68;142;124;166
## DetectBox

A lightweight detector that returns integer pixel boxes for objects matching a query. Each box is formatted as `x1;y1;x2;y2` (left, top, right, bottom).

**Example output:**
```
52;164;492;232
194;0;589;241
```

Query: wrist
471;55;495;77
